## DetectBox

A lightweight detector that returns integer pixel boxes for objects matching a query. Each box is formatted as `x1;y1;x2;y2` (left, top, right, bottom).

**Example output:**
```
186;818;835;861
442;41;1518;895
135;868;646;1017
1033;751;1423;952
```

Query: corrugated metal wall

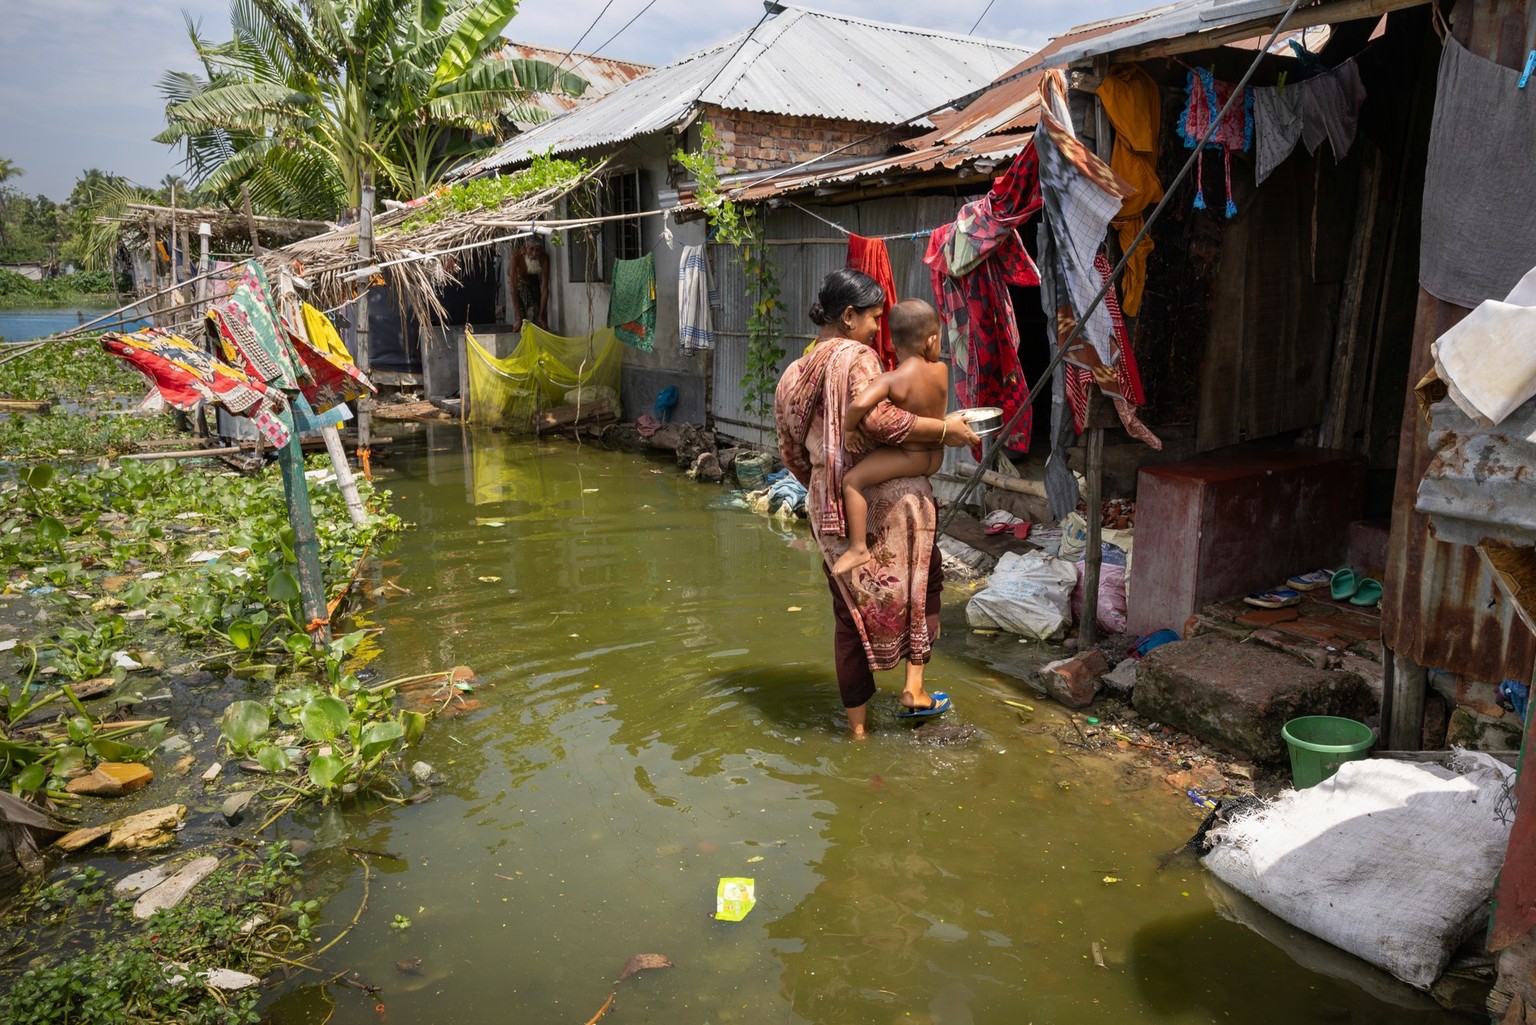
1381;0;1536;686
709;196;968;443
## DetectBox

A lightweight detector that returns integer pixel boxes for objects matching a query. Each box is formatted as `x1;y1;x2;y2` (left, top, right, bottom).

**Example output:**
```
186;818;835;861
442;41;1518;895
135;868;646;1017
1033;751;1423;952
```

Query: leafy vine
675;125;784;421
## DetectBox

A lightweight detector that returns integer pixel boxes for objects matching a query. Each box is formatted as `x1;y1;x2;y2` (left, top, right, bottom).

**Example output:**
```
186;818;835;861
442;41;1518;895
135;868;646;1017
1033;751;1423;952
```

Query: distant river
0;307;148;343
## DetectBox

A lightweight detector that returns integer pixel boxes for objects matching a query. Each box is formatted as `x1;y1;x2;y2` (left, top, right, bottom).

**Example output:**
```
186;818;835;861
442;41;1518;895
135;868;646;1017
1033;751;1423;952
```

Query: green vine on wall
675;125;784;421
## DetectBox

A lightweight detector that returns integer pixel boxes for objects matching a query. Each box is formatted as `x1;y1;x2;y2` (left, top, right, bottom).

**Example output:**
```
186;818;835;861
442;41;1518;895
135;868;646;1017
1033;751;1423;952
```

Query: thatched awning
260;169;596;327
117;203;337;250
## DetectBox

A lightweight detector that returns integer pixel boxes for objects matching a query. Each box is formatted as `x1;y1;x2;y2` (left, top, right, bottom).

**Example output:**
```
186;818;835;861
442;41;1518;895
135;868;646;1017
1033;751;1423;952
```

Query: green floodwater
272;426;1466;1024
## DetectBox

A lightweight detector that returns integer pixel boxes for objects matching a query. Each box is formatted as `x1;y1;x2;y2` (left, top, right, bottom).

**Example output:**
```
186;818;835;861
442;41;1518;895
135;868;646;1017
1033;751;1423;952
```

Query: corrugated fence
708;196;966;442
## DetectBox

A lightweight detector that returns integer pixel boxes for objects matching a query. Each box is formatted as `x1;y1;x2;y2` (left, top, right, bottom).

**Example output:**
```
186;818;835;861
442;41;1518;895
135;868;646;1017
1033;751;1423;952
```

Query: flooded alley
269;426;1464;1025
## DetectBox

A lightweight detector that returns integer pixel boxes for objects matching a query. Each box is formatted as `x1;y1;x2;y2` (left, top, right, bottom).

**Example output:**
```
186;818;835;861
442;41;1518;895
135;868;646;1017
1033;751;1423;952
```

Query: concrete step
1133;633;1377;763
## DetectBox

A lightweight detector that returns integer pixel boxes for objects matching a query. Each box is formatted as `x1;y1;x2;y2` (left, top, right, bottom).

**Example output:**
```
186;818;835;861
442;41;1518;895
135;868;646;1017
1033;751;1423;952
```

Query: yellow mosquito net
466;323;623;431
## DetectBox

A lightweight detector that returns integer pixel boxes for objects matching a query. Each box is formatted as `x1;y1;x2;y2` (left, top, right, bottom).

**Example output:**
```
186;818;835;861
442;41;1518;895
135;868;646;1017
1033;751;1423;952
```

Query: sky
0;0;1152;203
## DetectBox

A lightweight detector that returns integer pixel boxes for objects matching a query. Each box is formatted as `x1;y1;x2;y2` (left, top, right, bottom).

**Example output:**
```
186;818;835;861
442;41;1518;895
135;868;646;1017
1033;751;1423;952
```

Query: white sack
1204;753;1514;990
965;551;1077;640
1432;263;1536;426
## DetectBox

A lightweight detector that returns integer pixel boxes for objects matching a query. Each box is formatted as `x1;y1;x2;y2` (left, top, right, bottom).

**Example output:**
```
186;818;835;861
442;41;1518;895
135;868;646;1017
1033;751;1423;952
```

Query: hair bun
808;300;828;325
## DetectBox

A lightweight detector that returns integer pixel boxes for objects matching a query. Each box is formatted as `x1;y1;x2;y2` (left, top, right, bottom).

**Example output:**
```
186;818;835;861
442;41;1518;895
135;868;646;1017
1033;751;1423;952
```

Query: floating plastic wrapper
714;877;755;922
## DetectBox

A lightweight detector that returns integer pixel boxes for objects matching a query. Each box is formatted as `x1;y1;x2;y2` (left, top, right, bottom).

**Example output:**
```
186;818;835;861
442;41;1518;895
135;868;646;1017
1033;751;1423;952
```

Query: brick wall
701;106;914;171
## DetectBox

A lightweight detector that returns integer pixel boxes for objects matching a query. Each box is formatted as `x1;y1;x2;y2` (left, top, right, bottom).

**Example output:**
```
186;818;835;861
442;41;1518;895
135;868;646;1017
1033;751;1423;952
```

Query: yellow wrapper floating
714;877;755;922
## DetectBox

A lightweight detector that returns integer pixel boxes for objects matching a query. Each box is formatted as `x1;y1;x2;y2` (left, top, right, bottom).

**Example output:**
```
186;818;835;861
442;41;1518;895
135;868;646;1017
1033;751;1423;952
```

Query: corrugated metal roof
1042;0;1415;66
1043;0;1304;65
494;42;652;129
458;5;1032;175
704;7;1033;122
722;132;1033;202
456;39;740;176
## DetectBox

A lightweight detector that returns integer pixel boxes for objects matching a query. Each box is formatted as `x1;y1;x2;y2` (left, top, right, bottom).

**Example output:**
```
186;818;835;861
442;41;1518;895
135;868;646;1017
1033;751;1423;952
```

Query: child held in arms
831;298;949;578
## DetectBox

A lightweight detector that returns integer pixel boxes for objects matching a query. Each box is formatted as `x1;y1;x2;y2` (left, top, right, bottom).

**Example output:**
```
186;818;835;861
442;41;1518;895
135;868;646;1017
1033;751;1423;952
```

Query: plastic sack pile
467;323;622;431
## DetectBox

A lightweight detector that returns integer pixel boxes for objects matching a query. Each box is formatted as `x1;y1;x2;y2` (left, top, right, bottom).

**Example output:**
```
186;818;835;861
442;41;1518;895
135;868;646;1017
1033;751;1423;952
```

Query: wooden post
356;175;374;451
148;226;162;326
1081;426;1105;647
276;426;331;645
277;266;368;527
1381;649;1427;750
459;326;471;423
196;221;212;303
1319;149;1382;450
240;185;260;253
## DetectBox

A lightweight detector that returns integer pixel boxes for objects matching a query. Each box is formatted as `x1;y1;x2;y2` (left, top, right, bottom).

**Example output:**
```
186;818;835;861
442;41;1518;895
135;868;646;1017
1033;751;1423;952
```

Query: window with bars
568;169;647;283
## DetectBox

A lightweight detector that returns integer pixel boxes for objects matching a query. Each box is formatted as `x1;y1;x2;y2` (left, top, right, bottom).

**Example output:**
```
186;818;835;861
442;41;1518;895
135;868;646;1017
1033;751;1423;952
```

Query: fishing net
467;323;622;431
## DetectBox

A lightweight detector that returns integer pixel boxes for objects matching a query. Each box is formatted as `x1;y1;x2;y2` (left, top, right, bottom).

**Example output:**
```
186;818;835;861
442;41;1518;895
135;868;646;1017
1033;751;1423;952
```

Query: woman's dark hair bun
809;268;884;328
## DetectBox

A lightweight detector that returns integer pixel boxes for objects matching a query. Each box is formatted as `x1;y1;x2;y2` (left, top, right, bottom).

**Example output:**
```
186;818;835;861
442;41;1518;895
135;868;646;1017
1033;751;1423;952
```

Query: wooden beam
1320;147;1383;449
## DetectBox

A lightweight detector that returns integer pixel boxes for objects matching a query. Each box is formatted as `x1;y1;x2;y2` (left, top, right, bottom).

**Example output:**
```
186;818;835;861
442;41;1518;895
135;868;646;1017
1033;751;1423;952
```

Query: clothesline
784;202;936;242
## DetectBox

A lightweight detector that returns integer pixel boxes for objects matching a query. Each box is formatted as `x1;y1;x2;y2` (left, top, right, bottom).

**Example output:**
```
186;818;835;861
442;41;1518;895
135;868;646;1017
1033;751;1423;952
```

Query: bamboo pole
277;425;332;645
118;446;243;461
277;265;367;527
1081;426;1104;647
356;175;374;455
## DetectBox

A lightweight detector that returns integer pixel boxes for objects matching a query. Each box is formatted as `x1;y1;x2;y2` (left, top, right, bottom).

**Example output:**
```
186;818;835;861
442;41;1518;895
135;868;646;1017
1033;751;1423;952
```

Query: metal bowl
955;406;1003;437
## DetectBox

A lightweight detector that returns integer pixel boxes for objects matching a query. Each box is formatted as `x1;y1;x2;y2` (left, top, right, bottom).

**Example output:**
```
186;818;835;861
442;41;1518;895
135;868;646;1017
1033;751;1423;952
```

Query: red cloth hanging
923;144;1042;453
846;233;899;371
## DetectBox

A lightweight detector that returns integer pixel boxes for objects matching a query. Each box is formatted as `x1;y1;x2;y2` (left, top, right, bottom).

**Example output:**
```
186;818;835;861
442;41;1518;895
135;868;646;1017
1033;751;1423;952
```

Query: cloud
0;0;1153;200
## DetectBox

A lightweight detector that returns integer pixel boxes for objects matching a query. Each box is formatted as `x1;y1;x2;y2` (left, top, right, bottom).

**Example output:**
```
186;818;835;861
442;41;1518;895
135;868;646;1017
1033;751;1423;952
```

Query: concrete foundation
1133;632;1376;763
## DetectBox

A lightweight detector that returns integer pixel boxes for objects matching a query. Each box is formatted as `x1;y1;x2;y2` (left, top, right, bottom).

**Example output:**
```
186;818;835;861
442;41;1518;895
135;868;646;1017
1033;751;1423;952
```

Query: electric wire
568;0;662;75
970;0;999;34
554;0;621;75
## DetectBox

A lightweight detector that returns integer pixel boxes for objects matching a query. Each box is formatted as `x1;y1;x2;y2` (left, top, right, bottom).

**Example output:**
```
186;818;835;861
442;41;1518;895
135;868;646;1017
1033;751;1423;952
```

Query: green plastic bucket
1282;716;1375;789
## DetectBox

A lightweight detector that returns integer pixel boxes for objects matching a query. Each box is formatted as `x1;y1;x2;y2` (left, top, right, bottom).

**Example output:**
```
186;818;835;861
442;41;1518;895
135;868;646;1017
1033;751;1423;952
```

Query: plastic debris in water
715;877;755;921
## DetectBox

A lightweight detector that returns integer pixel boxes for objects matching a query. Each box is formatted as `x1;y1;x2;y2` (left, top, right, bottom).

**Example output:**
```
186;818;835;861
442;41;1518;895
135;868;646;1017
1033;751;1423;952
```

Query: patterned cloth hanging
677;245;715;355
924;145;1042;452
1178;68;1253;217
101;329;291;447
1062;255;1162;452
208;261;311;392
608;254;657;351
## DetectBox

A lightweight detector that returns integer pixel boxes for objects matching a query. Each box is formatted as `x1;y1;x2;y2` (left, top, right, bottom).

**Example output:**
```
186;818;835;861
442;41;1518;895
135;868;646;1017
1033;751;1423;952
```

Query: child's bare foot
831;546;872;577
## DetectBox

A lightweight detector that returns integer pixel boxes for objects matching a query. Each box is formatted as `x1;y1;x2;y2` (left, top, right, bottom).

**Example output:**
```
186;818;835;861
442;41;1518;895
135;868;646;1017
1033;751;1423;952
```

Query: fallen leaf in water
583;488;600;493
1102;875;1120;884
477;576;502;583
786;606;801;612
618;953;674;982
593;697;607;705
746;856;764;863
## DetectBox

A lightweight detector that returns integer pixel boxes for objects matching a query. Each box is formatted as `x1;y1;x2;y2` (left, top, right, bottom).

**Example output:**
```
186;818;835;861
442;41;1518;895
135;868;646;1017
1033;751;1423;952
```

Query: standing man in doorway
510;237;550;331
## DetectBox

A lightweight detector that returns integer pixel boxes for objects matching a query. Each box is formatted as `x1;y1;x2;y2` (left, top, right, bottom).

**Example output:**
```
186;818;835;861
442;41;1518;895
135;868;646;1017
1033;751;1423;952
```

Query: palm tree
156;0;588;219
0;158;23;247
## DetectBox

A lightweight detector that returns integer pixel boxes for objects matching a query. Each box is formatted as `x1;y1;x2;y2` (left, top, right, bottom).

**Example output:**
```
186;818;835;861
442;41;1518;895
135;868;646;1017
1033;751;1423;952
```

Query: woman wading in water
774;269;978;737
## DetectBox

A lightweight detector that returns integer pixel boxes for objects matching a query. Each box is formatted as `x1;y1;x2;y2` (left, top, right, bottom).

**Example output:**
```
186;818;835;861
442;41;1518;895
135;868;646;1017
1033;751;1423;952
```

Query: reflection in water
294;426;1466;1024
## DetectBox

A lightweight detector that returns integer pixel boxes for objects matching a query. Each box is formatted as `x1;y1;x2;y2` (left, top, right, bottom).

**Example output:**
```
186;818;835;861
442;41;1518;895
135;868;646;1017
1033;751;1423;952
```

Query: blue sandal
897;692;951;718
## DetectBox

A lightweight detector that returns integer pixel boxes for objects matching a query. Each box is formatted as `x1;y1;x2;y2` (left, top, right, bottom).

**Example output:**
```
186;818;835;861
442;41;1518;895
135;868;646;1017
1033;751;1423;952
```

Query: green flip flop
1349;578;1383;607
1330;568;1359;601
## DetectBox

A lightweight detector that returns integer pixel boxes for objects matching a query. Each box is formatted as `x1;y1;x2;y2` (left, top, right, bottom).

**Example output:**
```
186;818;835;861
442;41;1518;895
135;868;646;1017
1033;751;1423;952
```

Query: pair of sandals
1244;567;1380;609
1329;568;1382;607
